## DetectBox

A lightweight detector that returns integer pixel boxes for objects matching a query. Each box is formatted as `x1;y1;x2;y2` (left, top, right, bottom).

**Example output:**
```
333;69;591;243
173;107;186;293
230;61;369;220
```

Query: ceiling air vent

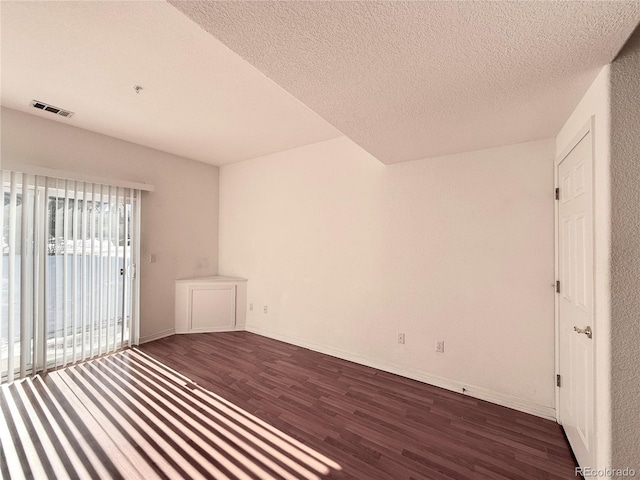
31;100;74;118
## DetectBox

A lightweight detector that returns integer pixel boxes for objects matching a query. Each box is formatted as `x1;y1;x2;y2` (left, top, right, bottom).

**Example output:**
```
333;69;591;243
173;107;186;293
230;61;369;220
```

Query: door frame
554;116;597;459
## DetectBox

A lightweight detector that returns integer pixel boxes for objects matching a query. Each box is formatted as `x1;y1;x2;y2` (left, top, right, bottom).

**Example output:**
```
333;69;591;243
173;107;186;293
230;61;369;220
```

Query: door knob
574;326;593;339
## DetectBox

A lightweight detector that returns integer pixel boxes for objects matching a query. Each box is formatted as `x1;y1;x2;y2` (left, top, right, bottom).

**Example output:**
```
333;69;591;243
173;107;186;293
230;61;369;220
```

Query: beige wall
219;136;556;417
610;27;640;472
0;107;220;342
555;66;612;469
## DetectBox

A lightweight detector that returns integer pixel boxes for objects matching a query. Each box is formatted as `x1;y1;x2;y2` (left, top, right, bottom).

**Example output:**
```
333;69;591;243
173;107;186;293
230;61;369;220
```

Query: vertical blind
1;170;141;383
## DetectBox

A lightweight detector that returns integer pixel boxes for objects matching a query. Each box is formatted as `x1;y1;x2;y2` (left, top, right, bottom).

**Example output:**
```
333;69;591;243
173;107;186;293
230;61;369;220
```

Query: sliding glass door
1;171;141;383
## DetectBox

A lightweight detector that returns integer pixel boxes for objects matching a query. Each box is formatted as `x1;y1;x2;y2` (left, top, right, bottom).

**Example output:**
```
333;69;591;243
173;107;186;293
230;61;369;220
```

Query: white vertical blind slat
42;179;50;373
30;177;37;373
71;181;79;363
0;173;5;378
19;174;32;378
62;180;69;366
28;177;37;374
53;178;60;366
131;189;141;347
97;185;104;356
33;176;43;372
19;175;27;378
80;183;89;360
89;184;96;358
27;176;37;375
7;172;18;382
112;188;120;353
105;186;113;354
121;189;129;348
80;182;88;362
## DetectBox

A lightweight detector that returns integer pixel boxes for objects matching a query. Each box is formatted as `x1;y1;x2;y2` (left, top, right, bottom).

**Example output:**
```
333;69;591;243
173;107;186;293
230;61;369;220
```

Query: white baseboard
245;325;556;421
139;328;175;344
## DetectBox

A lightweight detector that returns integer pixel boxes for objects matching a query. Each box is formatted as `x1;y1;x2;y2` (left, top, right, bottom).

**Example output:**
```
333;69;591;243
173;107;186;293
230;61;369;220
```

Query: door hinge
556;374;561;387
556;280;561;293
555;187;560;200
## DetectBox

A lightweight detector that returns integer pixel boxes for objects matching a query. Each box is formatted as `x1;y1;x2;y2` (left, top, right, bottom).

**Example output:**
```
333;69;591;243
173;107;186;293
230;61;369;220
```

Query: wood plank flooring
1;348;339;480
140;332;579;480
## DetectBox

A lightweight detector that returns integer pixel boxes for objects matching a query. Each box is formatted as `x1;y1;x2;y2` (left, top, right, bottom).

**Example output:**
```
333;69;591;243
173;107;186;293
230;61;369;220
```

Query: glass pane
44;186;134;366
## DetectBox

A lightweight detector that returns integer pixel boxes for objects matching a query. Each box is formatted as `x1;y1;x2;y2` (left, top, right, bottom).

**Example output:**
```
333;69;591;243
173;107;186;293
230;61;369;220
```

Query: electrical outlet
435;340;445;353
150;254;157;263
263;305;268;314
249;303;253;311
397;333;405;344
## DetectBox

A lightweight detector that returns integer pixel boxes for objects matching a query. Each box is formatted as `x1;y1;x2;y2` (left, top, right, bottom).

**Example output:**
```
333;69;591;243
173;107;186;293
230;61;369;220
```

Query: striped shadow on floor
0;349;342;480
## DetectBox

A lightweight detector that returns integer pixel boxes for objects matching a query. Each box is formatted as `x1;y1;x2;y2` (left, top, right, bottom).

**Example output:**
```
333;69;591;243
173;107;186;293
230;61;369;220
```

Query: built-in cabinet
175;276;247;334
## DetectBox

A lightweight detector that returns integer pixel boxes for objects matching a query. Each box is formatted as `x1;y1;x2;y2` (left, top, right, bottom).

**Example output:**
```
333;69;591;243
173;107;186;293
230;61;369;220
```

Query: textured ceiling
170;1;640;164
0;1;341;166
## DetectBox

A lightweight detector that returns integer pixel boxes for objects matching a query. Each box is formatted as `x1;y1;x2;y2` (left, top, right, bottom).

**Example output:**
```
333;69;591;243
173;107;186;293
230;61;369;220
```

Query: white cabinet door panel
190;286;236;332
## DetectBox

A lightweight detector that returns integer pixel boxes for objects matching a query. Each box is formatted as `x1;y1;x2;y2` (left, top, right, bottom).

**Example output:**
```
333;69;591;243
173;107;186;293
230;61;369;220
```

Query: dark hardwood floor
140;332;578;480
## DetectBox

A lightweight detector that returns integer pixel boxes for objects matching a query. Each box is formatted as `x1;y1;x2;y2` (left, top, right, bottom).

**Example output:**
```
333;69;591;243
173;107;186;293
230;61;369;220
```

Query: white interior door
557;128;594;468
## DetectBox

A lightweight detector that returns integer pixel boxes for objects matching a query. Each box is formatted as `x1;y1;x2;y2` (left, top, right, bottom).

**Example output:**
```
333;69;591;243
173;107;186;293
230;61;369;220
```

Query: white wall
220;136;556;417
0;107;220;342
610;27;640;471
555;66;612;469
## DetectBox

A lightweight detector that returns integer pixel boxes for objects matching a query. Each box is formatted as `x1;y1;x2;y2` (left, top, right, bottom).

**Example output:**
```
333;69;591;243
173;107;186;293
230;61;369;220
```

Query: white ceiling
169;0;640;164
0;1;341;166
2;2;640;166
